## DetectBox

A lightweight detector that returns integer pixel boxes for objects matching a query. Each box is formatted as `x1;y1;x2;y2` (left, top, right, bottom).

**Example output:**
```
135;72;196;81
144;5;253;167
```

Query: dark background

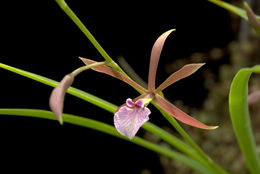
0;0;233;173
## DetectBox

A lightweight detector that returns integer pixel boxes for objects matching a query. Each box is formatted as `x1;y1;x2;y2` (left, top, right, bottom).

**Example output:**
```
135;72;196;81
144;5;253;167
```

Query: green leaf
209;0;248;20
0;108;214;174
0;63;117;113
0;62;226;173
208;0;260;21
0;63;198;162
229;65;260;174
209;0;260;38
55;0;123;73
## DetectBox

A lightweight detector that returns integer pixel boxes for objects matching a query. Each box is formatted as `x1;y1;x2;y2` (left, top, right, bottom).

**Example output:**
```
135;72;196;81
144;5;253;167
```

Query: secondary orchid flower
81;29;218;139
49;62;105;124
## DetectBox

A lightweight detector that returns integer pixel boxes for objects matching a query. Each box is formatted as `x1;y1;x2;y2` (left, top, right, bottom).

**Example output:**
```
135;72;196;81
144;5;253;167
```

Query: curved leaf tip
229;67;260;173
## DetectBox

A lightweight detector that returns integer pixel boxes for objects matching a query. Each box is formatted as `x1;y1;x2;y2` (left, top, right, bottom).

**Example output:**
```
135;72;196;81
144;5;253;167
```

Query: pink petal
153;94;218;130
114;101;151;139
135;99;143;108
49;74;74;124
80;57;147;93
155;63;205;92
126;98;135;107
126;98;143;108
148;29;175;92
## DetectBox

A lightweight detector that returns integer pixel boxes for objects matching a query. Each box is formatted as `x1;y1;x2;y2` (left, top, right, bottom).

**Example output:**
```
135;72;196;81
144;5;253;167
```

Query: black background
0;0;233;173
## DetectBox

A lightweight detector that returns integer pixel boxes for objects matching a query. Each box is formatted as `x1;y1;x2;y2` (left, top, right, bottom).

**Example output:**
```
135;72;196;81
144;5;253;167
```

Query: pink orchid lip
114;98;151;139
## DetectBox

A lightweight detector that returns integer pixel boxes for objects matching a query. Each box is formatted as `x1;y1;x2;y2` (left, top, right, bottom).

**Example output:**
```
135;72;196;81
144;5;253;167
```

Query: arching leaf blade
229;65;260;174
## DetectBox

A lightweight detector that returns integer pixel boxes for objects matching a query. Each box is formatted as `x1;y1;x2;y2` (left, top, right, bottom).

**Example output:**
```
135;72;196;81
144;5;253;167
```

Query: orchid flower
81;29;218;139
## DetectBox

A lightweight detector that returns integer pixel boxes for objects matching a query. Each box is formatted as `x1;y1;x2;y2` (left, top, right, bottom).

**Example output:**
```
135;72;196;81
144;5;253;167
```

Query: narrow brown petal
80;57;147;93
148;29;175;92
155;63;205;93
244;2;260;38
49;74;74;124
153;94;218;130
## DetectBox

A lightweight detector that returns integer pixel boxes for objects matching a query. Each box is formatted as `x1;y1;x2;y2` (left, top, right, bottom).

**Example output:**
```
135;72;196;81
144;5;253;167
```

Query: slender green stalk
209;0;260;38
229;65;260;174
209;0;260;21
160;106;212;162
0;108;214;174
154;103;228;174
143;122;209;168
55;0;109;62
153;98;210;160
208;0;248;20
55;0;123;72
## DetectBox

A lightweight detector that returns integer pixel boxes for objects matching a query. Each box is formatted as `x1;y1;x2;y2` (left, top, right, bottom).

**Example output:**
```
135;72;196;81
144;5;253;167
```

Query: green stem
167;110;211;161
0;108;214;174
55;0;123;73
143;122;210;168
153;102;228;174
